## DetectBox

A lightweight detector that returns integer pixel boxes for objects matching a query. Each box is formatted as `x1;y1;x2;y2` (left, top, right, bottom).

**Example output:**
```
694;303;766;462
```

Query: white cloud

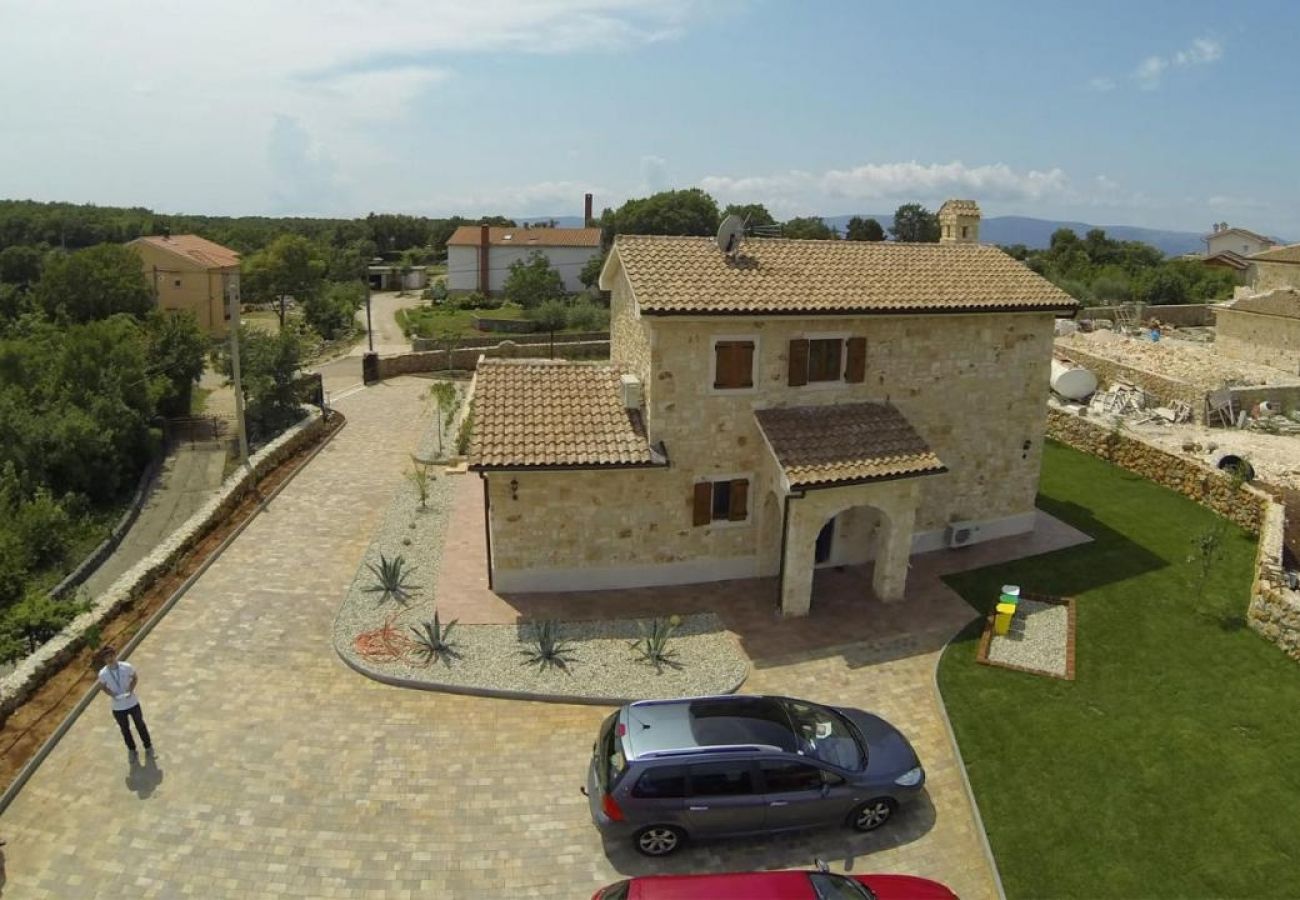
1088;77;1117;92
700;161;1070;217
1134;37;1222;89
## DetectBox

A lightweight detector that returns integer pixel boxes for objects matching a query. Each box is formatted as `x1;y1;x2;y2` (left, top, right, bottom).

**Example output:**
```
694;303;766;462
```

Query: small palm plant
519;620;578;672
407;455;434;508
364;554;421;606
409;610;460;666
630;616;684;673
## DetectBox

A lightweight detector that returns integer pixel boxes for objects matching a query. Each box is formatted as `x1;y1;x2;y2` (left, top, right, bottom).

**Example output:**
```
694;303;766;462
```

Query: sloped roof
1206;226;1275;245
939;199;981;216
130;234;240;269
1204;251;1250;271
607;235;1077;316
755;402;947;489
446;226;602;248
1248;243;1300;264
468;360;660;469
1225;288;1300;319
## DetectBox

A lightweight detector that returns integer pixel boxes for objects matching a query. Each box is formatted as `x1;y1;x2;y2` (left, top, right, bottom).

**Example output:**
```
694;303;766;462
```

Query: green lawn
938;441;1300;899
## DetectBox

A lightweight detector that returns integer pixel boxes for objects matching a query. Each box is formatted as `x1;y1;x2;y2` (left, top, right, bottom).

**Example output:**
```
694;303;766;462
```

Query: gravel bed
332;396;749;703
986;598;1069;677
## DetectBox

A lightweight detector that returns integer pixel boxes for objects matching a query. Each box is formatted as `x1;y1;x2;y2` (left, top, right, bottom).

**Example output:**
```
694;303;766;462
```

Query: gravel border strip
975;593;1077;681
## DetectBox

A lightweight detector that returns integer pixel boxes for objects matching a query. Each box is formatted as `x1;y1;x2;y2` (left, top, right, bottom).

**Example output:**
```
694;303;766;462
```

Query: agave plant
409;610;460;666
519;620;578;672
630;616;684;674
363;554;421;606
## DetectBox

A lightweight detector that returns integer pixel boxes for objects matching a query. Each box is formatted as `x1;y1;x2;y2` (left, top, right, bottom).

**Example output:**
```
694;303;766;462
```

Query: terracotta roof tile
611;235;1077;316
939;199;981;216
1248;242;1300;264
469;360;659;469
1225;288;1300;319
447;226;602;248
755;402;946;488
131;234;240;269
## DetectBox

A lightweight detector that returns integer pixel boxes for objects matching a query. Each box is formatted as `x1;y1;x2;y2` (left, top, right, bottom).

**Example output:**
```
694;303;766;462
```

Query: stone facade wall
1046;406;1299;661
1053;342;1208;421
1215;308;1300;376
0;410;329;722
608;274;653;407
1248;261;1300;293
376;340;610;379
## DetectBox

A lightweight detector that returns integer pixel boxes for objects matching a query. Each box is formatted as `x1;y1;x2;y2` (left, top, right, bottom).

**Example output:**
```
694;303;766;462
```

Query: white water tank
1050;358;1099;400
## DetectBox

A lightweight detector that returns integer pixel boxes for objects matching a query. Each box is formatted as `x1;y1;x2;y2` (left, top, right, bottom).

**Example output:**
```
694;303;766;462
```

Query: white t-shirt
97;661;139;712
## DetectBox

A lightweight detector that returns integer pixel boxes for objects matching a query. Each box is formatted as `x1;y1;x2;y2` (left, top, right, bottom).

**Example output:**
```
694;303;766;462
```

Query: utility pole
228;288;250;468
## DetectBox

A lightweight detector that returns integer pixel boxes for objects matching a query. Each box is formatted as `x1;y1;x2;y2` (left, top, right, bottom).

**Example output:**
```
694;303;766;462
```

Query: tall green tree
530;299;569;359
722;203;776;228
0;245;44;286
216;326;304;443
579;251;608;290
846;216;886;241
34;244;152;323
782;217;838;240
145;310;207;418
600;189;720;239
503;252;565;309
304;281;365;341
889;204;941;243
243;234;325;328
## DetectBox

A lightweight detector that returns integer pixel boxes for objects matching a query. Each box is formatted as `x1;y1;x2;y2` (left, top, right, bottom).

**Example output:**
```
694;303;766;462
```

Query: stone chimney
938;199;981;244
584;193;594;227
479;224;490;294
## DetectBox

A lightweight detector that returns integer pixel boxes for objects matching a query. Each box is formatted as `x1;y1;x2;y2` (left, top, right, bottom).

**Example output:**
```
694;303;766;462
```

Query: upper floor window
712;339;755;390
788;337;867;386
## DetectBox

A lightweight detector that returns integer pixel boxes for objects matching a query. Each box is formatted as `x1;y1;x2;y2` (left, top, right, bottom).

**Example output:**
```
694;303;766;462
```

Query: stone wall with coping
1248;261;1300;293
1052;342;1208;421
0;409;328;723
376;340;610;379
412;331;608;352
1046;407;1299;661
1215;307;1300;376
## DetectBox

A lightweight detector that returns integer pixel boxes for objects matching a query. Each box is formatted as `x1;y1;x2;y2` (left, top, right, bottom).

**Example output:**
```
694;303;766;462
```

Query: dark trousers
112;703;152;751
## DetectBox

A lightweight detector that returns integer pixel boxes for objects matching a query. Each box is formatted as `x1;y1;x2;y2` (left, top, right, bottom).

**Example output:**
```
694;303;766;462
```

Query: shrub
363;554;421;606
502;252;564;309
407;456;434;508
409;610;460;666
519;620;578;672
456;402;474;456
304;280;365;341
629;616;684;673
14;488;73;569
566;299;608;332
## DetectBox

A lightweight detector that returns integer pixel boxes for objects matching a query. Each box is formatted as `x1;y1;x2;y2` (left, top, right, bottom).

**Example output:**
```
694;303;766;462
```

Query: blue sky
1;0;1297;235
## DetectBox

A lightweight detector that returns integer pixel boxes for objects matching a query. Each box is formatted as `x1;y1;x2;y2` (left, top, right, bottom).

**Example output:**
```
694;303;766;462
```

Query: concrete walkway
353;291;422;356
0;377;1000;899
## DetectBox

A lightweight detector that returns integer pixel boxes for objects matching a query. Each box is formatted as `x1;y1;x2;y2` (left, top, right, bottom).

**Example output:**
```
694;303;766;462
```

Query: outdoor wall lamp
509;478;519;500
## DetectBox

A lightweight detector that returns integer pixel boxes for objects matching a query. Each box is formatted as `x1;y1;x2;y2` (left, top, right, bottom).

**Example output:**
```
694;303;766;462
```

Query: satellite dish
716;214;745;256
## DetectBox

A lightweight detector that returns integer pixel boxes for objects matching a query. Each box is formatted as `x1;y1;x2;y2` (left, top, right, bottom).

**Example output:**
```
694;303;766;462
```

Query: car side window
687;761;756;797
809;872;871;900
760;760;826;793
631;765;688;799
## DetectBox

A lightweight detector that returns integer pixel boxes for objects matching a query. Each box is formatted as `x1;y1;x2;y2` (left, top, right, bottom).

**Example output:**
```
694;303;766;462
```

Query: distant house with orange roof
446;225;602;295
127;234;241;336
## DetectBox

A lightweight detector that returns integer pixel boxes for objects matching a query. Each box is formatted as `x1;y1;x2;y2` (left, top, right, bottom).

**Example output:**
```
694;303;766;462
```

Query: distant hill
523;213;1216;257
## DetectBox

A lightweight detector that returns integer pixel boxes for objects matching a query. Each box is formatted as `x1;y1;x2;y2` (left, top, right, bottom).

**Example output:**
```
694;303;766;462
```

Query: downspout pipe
479;471;493;590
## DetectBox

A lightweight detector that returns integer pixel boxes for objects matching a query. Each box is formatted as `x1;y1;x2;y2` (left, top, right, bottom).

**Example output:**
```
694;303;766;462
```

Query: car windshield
780;699;865;770
809;872;876;900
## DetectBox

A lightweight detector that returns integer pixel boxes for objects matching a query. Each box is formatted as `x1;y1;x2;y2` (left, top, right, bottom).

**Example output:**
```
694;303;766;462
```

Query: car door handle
768;801;789;807
688;805;709;811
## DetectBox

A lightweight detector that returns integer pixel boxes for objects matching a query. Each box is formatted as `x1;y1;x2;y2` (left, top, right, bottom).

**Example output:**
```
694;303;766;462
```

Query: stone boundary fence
0;409;329;723
410;330;608;352
1046;407;1299;661
1077;303;1215;328
377;339;610;379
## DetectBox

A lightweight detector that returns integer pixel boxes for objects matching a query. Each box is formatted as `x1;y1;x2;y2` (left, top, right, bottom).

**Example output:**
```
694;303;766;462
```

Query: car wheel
850;798;896;832
634;825;684;856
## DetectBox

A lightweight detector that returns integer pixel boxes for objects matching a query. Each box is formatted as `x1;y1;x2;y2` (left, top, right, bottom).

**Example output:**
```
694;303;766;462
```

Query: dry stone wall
376;340;610;379
1046;407;1299;661
1216;308;1300;376
1053;343;1208;421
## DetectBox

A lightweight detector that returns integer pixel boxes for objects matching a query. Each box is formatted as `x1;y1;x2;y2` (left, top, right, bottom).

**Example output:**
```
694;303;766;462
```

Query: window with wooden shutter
788;339;809;386
692;482;712;526
844;337;867;383
728;479;749;521
807;338;843;382
713;340;755;390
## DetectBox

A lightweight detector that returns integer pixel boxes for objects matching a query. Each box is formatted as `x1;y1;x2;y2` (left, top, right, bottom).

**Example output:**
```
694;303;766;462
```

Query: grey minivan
584;694;925;856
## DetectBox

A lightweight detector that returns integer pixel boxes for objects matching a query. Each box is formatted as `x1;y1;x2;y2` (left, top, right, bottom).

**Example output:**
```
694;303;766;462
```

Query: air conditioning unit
944;521;980;548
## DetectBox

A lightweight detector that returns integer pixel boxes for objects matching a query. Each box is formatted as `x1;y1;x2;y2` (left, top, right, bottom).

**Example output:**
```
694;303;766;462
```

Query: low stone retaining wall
468;315;536;334
377;339;610;379
1078;303;1213;327
1052;344;1209;422
1046;407;1299;661
0;409;328;722
411;330;608;352
49;456;162;601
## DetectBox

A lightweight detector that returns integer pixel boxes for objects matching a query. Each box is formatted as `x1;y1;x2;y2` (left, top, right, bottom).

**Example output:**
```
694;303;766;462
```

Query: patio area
436;474;1092;665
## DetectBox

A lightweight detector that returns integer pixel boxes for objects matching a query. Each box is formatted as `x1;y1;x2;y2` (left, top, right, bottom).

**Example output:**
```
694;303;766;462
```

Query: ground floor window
692;478;749;526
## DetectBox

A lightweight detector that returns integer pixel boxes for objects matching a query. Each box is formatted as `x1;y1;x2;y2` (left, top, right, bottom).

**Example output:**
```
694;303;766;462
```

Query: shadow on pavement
125;752;164;800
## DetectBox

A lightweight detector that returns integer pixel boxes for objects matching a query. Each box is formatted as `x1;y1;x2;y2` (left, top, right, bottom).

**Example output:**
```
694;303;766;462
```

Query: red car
591;868;957;900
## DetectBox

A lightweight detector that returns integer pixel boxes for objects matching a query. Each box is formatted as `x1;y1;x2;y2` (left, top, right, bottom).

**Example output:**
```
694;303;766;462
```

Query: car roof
621;695;800;761
630;871;813;900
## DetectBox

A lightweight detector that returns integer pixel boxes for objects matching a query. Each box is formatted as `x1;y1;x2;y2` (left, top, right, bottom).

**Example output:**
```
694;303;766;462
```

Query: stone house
1205;224;1276;259
1245;243;1300;293
446;225;602;295
468;200;1077;616
128;234;240;337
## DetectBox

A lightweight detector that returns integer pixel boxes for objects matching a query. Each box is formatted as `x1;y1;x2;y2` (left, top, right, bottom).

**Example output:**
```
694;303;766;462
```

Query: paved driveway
0;378;997;899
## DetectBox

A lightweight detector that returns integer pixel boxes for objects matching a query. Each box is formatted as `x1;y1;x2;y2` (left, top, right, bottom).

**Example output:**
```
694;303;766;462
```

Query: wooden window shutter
713;343;731;389
788;339;809;386
692;482;713;526
736;341;754;388
728;479;749;521
844;337;867;383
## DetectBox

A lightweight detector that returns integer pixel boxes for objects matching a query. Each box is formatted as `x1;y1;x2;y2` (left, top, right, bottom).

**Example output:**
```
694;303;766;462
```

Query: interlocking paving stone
0;376;998;899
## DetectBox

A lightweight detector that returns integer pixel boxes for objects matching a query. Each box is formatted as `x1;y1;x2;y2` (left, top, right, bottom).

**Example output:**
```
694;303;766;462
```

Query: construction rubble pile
1056;329;1300;392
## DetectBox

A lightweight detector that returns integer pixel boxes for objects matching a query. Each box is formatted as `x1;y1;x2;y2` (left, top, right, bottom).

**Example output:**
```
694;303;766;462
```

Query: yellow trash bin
994;602;1018;636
